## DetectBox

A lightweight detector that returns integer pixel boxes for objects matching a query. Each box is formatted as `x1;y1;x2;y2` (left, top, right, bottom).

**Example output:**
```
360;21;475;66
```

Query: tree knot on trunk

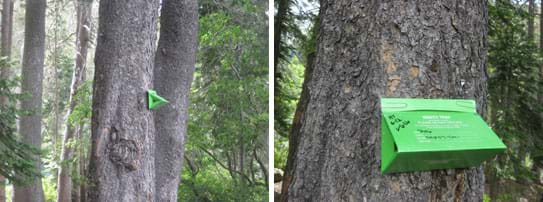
107;138;140;171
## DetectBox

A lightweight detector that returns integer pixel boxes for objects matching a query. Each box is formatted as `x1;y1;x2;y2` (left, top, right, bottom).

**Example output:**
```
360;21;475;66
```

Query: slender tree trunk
57;1;92;201
78;123;87;202
69;125;81;202
51;0;60;163
274;0;289;76
88;0;159;200
0;177;4;202
72;122;86;202
254;148;268;186
540;1;543;131
274;0;290;128
283;1;488;201
0;0;12;90
13;0;46;201
0;0;13;85
528;0;534;40
153;0;198;200
0;0;13;201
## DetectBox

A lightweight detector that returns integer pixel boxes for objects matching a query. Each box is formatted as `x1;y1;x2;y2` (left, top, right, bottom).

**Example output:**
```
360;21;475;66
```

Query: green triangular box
148;90;169;110
380;98;506;174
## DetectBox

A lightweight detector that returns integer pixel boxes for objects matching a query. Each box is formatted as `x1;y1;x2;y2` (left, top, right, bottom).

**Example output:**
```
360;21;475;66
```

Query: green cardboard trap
380;98;506;174
148;90;169;110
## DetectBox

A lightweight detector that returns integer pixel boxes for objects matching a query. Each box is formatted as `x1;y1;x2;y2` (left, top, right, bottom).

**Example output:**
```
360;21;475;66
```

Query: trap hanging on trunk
380;98;506;174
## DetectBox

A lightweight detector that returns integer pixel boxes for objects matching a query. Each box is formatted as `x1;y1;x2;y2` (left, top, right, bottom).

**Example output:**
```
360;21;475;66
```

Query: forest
0;0;268;201
275;0;543;201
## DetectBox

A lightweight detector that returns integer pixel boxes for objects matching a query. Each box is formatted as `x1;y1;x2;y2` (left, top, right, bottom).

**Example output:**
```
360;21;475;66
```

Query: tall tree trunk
13;0;46;201
88;0;159;200
153;0;198;200
0;0;13;201
540;0;543;131
0;0;13;86
57;1;93;201
283;1;488;201
528;0;534;40
51;0;60;165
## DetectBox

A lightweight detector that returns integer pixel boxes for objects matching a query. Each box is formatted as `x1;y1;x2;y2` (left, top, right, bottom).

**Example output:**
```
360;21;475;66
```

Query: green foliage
274;0;319;138
0;59;41;185
67;81;92;127
483;194;491;202
181;0;268;201
274;1;319;172
273;58;304;170
487;0;543;185
178;153;267;202
274;134;288;170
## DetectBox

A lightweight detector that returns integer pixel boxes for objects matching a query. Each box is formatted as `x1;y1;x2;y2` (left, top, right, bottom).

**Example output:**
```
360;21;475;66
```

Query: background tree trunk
0;0;13;90
153;0;198;200
0;0;13;200
78;124;87;202
274;0;289;77
13;0;46;201
528;0;534;40
88;0;159;201
56;0;92;201
283;1;488;201
540;0;543;131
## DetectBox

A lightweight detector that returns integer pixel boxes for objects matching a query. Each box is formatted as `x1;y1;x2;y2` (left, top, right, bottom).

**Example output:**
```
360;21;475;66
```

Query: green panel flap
381;98;476;113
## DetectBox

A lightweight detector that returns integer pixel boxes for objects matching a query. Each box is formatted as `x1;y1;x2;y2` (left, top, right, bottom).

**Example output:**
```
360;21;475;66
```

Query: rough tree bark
283;1;488;201
0;0;13;201
13;0;46;201
88;0;159;201
56;0;93;201
153;0;198;200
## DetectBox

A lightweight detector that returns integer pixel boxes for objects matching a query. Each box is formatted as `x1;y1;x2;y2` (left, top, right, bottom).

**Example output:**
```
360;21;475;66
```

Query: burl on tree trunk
283;1;488;201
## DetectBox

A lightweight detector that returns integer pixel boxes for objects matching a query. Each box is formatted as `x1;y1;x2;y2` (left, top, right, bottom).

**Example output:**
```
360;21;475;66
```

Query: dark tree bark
0;0;13;201
57;0;93;201
13;0;46;201
88;0;159;201
528;0;534;40
153;0;198;200
283;1;488;201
